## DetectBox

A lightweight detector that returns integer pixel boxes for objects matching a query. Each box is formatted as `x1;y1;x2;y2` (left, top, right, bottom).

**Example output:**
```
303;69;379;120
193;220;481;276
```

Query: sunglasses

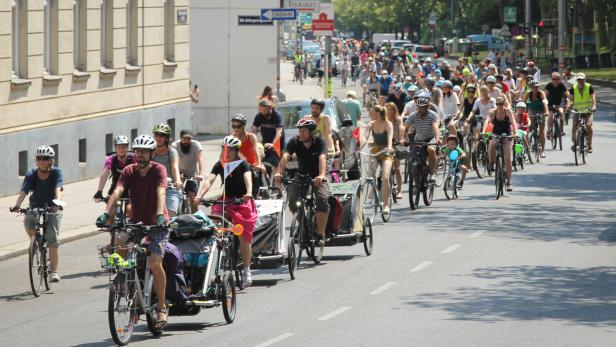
552;78;560;81
36;156;50;161
496;103;504;106
231;124;243;129
153;133;167;137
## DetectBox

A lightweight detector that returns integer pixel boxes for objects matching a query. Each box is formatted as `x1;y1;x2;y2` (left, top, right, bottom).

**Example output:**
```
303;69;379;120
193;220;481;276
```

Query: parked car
275;97;359;174
405;44;439;60
466;34;507;51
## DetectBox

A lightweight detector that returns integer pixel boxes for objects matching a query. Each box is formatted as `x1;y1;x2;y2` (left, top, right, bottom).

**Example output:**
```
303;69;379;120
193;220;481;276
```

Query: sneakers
316;234;325;246
506;182;513;192
540;152;546;158
457;180;464;189
50;272;61;283
382;206;391;218
428;174;435;182
241;269;252;288
571;145;576;152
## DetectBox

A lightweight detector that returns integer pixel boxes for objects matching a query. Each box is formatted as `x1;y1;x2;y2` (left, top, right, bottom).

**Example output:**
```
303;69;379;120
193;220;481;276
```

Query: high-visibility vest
573;83;592;111
294;54;303;65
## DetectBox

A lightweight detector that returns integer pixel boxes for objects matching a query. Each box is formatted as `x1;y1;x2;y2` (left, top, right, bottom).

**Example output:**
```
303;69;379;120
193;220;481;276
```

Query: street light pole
525;0;531;62
276;0;286;102
558;0;565;72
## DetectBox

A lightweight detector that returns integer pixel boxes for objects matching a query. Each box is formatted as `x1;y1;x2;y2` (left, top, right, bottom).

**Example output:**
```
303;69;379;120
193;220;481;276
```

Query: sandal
395;193;403;200
155;307;168;330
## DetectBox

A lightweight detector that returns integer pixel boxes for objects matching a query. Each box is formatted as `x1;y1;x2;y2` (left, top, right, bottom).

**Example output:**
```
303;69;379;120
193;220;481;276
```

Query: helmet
447;134;458;142
462;68;471;76
466;83;477;92
417;89;432;99
519;68;529;74
132;135;156;150
408;85;419;92
442;80;453;88
453;85;461;93
436;80;444;88
486;75;496;83
424;78;435;86
113;135;130;146
416;97;431;107
296;118;317;131
310;98;325;110
576;73;586;80
435;69;442;76
152;123;172;136
221;135;241;149
529;80;539;87
515;101;527;109
425;57;432;62
35;145;55;158
231;113;247;124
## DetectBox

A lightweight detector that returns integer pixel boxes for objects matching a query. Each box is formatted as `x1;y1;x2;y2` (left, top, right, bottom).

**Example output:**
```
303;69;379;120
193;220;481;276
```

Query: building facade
0;0;191;197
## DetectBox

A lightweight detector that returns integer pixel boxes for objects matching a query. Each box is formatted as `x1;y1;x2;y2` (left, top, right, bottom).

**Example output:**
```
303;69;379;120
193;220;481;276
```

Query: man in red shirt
97;134;170;329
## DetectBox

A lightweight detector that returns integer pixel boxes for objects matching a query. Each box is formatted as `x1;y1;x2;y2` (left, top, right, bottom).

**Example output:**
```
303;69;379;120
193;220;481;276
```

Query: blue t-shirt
21;168;64;208
378;75;394;94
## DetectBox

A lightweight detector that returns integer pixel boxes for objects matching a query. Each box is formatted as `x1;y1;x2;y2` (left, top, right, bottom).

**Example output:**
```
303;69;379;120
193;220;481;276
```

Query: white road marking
469;230;484;238
318;306;352;321
410;261;433;272
254;333;294;347
441;244;462;254
370;281;397;295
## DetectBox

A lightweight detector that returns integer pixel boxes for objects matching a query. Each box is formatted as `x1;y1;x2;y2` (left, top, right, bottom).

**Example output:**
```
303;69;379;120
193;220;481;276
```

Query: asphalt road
1;76;616;346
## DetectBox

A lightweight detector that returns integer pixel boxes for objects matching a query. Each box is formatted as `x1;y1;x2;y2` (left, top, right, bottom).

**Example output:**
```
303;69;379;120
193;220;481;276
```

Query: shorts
264;149;280;168
472;117;485;130
166;187;183;214
287;180;331;214
572;113;593;125
147;229;170;257
183;179;199;195
371;145;393;162
212;199;258;243
24;212;62;247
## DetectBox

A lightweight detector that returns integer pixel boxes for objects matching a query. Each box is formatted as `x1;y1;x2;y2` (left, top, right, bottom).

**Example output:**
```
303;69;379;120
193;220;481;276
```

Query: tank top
492;111;511;135
315;116;335;152
463;97;475;117
527;92;544;114
371;122;389;146
239;135;257;166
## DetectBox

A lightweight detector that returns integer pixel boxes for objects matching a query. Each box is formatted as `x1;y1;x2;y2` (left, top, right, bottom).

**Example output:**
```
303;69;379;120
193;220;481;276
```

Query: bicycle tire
144;272;163;336
28;239;43;297
472;144;481;178
453;175;459;199
108;273;137;346
444;177;453;200
526;145;534;164
574;131;580;166
390;173;398;204
408;164;421;210
287;232;297;280
423;177;434;206
362;218;374;256
532;133;541;163
496;156;504;199
290;213;303;267
434;157;447;187
580;128;586;164
221;271;236;324
362;180;378;223
551;125;557;150
42;244;50;291
403;157;410;184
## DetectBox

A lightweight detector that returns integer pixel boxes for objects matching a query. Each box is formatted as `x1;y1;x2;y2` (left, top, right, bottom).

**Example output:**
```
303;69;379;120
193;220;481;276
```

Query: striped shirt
405;110;438;142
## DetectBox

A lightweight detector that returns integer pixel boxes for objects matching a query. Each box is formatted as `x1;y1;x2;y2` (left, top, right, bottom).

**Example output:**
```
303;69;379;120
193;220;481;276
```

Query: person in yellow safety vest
567;73;596;153
293;50;303;81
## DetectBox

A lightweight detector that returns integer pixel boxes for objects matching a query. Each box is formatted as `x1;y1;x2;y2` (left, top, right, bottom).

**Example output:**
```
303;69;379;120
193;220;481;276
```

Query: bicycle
491;134;515;200
359;149;393;223
549;106;564;151
443;150;462;200
407;142;438;210
570;108;593;166
11;205;58;297
471;116;492;178
512;134;526;171
286;173;325;265
528;113;544;163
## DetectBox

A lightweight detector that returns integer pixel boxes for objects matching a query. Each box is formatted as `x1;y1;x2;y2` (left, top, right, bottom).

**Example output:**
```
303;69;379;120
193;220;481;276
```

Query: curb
0;228;101;262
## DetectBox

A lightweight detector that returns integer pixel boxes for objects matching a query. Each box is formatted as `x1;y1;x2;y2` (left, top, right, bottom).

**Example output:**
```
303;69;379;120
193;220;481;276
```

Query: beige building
0;0;191;197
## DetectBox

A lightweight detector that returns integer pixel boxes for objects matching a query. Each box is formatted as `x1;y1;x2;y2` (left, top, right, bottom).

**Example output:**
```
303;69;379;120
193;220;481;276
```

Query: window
166;118;176;139
101;0;113;68
126;0;138;66
73;0;87;71
51;144;59;166
164;0;175;62
105;133;113;154
130;128;138;142
18;151;28;176
44;0;59;75
78;139;87;163
11;0;28;79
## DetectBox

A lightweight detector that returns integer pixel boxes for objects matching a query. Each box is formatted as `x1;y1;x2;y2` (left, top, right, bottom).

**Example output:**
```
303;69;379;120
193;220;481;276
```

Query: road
1;72;616;346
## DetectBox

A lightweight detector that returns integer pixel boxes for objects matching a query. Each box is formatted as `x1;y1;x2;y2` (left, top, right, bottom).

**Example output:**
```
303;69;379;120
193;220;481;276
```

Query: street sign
312;12;334;36
428;11;436;25
300;13;312;24
284;0;319;12
261;8;297;21
504;6;517;23
238;15;273;26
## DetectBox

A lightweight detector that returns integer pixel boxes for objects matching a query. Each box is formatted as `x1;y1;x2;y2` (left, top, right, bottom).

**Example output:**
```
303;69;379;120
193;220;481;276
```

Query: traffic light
538;21;544;28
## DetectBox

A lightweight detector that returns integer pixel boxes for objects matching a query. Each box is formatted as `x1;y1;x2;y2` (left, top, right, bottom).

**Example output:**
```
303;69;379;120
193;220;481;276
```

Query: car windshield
278;103;336;128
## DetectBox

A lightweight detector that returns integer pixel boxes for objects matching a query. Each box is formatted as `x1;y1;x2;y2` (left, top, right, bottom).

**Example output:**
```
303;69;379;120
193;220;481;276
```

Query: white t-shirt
403;100;417;116
441;93;460;118
489;88;502;99
472;98;496;118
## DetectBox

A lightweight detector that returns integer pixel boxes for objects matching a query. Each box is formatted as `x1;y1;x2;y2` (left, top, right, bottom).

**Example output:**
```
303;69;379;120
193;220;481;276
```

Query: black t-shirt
253;110;285;149
284;136;327;178
211;160;252;198
387;92;407;114
544;82;567;108
451;76;464;87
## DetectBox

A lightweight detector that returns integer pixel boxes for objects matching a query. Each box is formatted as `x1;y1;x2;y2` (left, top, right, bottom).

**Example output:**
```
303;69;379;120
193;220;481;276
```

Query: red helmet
296;118;317;131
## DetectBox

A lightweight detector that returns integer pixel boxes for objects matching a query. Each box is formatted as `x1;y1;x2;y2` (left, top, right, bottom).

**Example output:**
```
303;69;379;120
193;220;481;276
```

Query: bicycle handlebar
200;198;245;207
10;206;55;214
359;149;393;158
99;222;164;233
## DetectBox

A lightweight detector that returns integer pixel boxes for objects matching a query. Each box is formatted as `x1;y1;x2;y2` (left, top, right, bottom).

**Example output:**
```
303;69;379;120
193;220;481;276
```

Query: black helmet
296;118;317;131
311;98;325;110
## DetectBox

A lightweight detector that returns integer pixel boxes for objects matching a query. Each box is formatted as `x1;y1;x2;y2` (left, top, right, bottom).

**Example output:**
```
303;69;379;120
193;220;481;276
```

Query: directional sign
312;12;334;36
238;15;273;26
261;8;297;21
428;11;436;25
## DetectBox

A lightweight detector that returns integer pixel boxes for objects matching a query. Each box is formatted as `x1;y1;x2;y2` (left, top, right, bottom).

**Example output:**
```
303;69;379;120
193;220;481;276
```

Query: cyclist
171;129;206;213
469;85;496;148
442;134;468;188
11;146;64;283
484;97;518;192
544;72;570;139
386;103;404;200
404;90;441;182
455;83;477;139
94;135;134;242
441;80;461;135
568;73;596;153
251;98;285;168
362;105;394;216
274;119;330;245
522;80;549;158
377;70;394;97
514;101;531;150
96;135;169;329
231;114;262;169
307;98;335;156
194;136;257;288
152;123;183;217
293;50;303;82
485;75;503;100
363;70;379;106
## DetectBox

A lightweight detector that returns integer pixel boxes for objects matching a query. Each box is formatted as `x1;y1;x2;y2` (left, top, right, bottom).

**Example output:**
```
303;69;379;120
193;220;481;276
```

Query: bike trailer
327;180;365;246
170;211;216;240
251;199;286;269
172;235;217;296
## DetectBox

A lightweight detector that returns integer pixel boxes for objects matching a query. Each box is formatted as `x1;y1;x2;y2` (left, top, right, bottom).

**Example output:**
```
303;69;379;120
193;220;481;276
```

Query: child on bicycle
194;136;257;288
514;101;531;150
441;135;468;188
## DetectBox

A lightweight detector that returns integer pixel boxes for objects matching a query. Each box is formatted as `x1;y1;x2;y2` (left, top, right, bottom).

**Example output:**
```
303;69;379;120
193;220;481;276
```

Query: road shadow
0;291;34;302
251;279;283;288
514;172;616;202
405;265;616;326
63;270;107;280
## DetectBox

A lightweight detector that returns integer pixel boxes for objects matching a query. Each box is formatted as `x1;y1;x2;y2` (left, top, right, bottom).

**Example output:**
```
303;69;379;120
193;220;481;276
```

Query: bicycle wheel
42;245;50;291
434;157;447;187
532;133;541;163
403;157;409;184
287;231;297;280
390;173;398;204
108;273;138;346
423;177;434;206
408;164;421;210
290;213;303;267
443;176;454;200
362;218;374;256
28;239;44;297
495;156;504;199
220;271;236;324
144;272;163;336
580;129;586;164
362;180;377;223
551;125;557;150
453;175;459;199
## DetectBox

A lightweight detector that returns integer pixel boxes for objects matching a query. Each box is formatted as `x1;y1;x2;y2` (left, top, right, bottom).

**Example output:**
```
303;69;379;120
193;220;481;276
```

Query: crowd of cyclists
8;36;598;334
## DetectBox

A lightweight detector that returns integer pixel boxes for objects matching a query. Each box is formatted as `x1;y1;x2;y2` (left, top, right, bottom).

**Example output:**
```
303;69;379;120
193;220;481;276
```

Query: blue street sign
261;8;297;21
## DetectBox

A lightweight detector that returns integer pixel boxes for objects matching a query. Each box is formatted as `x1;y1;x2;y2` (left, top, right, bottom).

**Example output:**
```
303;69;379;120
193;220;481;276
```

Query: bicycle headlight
296;201;302;207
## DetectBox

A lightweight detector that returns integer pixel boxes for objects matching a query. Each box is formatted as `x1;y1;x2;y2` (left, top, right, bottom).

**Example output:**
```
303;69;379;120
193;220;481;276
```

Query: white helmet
231;113;247;124
486;75;496;83
576;73;586;80
113;135;130;146
35;145;55;158
132;135;156;150
221;135;241;149
515;101;527;109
